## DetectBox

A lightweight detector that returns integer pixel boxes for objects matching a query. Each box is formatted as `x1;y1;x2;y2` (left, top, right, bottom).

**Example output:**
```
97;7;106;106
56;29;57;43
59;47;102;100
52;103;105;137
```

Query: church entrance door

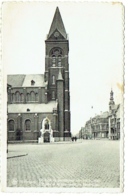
44;132;50;143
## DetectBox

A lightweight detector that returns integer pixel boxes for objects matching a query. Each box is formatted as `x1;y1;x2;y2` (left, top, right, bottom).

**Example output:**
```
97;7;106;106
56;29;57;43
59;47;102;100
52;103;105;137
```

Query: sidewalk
8;140;82;145
7;141;82;158
7;151;28;159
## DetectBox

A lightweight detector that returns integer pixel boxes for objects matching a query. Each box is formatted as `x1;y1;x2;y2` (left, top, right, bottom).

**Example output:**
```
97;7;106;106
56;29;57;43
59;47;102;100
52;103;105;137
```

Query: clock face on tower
54;31;59;38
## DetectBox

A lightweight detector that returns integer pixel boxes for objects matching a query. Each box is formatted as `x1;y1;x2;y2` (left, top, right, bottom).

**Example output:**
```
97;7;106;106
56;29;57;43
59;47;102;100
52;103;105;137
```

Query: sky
2;1;123;135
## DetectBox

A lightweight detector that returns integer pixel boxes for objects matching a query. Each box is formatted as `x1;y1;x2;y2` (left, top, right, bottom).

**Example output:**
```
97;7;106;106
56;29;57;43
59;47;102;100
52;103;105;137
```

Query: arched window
12;93;15;102
45;119;49;129
58;56;61;66
50;48;63;67
20;93;24;102
52;76;55;85
30;91;35;101
35;93;39;101
52;91;55;99
25;119;31;131
27;93;30;102
52;56;56;67
15;91;20;102
8;120;14;131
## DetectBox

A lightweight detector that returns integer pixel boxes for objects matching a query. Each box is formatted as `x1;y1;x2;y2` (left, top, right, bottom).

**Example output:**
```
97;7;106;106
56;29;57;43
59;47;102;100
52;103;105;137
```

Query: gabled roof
7;74;46;87
47;7;67;39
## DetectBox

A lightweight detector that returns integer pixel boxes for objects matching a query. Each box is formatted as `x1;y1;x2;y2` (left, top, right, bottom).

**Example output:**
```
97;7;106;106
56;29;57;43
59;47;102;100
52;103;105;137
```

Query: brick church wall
8;112;56;142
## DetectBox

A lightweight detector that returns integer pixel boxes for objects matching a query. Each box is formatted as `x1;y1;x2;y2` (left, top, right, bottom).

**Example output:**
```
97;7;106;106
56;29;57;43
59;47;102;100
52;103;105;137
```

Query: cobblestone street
7;140;120;188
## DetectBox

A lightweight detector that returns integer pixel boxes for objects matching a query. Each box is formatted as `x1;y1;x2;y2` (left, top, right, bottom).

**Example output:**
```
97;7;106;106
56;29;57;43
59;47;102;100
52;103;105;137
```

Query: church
7;7;71;143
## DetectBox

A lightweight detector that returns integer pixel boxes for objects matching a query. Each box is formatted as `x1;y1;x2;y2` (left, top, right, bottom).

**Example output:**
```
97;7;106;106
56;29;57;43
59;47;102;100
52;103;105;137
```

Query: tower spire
47;7;67;39
110;89;114;101
109;89;115;109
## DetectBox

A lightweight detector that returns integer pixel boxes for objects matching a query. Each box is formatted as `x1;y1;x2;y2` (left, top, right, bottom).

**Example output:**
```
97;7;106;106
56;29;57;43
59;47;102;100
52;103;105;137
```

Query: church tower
109;89;115;111
44;7;71;141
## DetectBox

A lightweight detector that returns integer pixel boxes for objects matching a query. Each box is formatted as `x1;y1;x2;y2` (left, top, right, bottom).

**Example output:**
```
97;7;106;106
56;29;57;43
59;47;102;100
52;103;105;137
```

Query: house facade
79;90;120;140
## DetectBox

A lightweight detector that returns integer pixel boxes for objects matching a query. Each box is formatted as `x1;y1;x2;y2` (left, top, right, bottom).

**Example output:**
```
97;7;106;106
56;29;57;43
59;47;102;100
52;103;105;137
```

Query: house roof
100;111;109;119
7;74;45;87
111;104;119;111
8;101;57;113
48;7;67;39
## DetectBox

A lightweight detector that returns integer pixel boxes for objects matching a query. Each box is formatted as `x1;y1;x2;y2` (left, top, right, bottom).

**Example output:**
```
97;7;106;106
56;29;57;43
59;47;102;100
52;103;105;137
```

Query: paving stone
7;140;120;188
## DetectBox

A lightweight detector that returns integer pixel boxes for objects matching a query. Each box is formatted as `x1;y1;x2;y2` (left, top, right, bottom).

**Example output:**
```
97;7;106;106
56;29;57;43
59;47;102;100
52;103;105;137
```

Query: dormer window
31;80;35;86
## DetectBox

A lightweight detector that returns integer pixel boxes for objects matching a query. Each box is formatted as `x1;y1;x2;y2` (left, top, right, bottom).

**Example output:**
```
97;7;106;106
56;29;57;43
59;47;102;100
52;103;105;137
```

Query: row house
79;90;120;140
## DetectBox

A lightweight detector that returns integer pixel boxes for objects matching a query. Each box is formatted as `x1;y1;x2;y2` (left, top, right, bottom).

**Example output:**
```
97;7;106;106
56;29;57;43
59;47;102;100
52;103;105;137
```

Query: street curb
8;142;82;145
7;153;28;159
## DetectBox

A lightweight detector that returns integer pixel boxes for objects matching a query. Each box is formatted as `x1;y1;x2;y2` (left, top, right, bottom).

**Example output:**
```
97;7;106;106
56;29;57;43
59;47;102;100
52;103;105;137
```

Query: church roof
7;74;46;87
48;7;67;39
8;75;25;87
8;101;57;113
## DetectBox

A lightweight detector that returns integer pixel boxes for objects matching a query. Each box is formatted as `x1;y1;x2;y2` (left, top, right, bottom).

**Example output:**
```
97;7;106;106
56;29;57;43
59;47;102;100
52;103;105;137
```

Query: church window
20;93;24;102
50;48;63;67
52;91;55;99
35;93;39;101
25;119;31;131
15;91;20;102
27;93;30;102
58;56;61;66
30;91;35;101
52;75;55;85
52;56;56;67
8;120;14;131
45;120;49;129
12;93;15;102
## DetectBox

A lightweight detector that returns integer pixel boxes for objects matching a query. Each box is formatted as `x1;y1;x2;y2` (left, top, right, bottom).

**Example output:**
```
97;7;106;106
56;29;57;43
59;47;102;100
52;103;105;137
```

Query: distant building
108;90;120;140
79;90;120;140
7;7;71;143
79;127;89;139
